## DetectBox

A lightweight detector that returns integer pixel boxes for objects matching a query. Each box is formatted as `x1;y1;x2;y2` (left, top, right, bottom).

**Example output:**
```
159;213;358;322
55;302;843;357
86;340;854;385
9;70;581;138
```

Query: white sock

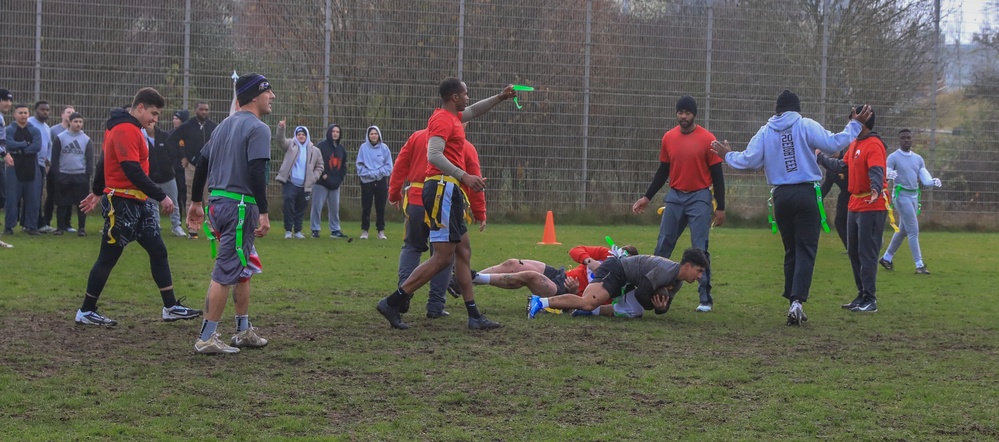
473;273;490;284
590;307;601;315
540;297;550;308
882;252;894;261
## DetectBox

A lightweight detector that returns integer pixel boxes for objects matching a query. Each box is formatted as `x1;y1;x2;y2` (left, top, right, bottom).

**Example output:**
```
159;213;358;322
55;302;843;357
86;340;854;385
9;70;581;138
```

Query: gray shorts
208;199;262;285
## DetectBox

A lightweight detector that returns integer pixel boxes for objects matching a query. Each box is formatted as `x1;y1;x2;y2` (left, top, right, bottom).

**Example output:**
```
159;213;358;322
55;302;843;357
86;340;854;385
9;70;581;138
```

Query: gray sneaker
231;327;268;348
915;266;930;275
75;309;118;326
468;315;502;330
376;298;409;329
195;332;240;355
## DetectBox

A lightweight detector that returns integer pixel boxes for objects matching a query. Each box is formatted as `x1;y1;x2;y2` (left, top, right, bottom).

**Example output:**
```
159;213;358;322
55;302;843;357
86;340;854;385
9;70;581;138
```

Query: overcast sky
944;0;992;41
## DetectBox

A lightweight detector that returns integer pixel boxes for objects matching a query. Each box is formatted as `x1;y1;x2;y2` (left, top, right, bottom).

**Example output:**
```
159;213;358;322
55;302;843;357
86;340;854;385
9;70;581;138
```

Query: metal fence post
580;0;592;209
183;0;191;110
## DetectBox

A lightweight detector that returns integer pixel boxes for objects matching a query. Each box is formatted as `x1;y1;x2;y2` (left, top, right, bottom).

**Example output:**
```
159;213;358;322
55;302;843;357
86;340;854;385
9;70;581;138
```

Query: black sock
386;288;409;308
81;293;99;312
465;300;481;319
160;288;177;308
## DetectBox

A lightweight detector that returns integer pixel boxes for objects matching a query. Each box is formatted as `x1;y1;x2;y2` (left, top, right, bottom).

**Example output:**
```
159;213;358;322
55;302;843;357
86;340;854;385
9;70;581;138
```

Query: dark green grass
1;222;997;440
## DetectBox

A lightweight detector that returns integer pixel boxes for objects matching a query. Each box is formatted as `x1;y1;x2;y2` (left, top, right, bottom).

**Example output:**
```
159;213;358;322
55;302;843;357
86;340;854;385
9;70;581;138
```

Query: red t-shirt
659;125;721;192
103;121;150;200
464;140;486;221
846;135;889;212
567;245;613;303
424;108;467;177
388;129;430;207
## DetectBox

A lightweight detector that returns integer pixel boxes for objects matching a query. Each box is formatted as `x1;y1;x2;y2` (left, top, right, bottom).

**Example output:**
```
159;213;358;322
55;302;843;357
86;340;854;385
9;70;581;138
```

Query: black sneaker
330;230;348;239
878;258;894;271
427;310;450;319
2;228;13;235
841;294;865;309
376;298;409;329
468;315;502;330
53;229;65;236
162;297;204;321
311;230;319;238
850;299;878;312
77;230;87;237
447;276;462;298
915;266;930;275
189;231;199;239
25;229;41;236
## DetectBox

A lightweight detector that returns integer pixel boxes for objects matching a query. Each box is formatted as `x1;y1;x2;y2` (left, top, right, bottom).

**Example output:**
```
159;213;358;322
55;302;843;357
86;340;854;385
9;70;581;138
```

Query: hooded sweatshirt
355;125;393;184
290;126;311;186
275;125;324;192
724;112;862;185
314;123;348;190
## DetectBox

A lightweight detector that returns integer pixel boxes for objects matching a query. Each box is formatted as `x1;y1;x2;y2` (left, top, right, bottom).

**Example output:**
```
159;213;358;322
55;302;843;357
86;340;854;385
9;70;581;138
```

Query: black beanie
850;105;875;130
775;90;801;114
173;109;190;122
676;95;697;115
236;73;272;106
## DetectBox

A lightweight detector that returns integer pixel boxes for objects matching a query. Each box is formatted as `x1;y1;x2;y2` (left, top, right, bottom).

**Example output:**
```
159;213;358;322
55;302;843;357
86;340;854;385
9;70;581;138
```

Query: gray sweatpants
398;203;451;315
155;178;182;229
847;210;887;299
654;187;713;305
310;185;342;233
883;192;923;268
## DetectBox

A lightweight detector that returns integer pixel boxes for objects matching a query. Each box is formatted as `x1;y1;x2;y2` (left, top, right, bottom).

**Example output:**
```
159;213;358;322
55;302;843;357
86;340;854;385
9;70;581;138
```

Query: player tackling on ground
375;77;514;330
187;73;274;354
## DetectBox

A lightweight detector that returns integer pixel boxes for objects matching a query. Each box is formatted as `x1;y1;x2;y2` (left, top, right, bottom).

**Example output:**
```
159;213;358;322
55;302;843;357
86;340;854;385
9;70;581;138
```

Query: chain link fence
2;0;996;226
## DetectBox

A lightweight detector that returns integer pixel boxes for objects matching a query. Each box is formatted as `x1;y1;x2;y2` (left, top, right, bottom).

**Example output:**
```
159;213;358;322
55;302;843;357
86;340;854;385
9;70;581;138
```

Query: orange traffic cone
538;211;561;245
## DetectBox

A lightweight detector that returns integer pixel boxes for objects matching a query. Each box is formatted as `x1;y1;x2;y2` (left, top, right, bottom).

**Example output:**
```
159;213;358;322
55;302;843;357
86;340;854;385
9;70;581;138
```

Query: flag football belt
103;187;150;245
852;191;900;232
424;175;472;228
402;182;423;213
204;189;257;267
892;184;921;215
766;182;829;234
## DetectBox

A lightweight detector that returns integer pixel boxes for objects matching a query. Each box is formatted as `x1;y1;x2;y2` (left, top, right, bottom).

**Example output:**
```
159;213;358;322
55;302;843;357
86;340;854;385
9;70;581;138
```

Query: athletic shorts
422;179;467;243
591;257;632;299
208;199;263;285
612;291;645;318
543;265;570;295
101;194;160;247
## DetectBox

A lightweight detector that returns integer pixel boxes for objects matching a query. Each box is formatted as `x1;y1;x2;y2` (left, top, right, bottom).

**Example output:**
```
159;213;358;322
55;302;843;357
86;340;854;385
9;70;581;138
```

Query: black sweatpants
847;210;887;299
360;177;388;232
773;183;821;303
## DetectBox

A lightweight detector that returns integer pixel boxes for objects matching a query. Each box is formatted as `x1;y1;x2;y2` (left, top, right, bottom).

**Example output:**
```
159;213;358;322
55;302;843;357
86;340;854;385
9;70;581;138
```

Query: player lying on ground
527;248;709;319
570;289;670;319
468;244;638;297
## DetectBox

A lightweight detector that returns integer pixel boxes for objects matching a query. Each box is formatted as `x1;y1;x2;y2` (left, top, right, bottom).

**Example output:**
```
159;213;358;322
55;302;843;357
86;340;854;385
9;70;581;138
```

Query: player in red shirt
74;88;201;326
816;107;889;313
377;77;514;330
632;96;725;312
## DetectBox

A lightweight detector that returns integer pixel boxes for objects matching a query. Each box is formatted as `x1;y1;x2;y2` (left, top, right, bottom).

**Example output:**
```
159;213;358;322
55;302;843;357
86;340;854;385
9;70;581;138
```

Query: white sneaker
66;227;77;233
377;231;387;240
284;231;292;239
695;304;713;312
75;309;118;326
171;226;188;237
39;225;57;233
231;327;269;348
194;332;240;355
293;232;306;239
360;231;369;240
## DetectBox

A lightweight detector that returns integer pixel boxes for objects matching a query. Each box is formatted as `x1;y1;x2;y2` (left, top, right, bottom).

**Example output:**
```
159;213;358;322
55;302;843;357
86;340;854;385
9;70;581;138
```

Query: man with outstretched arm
187;73;274;354
375;77;514;330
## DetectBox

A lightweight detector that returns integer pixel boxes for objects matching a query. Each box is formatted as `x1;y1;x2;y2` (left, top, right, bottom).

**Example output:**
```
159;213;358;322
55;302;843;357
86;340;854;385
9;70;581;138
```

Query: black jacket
167;117;217;164
148;127;180;184
314;123;348;190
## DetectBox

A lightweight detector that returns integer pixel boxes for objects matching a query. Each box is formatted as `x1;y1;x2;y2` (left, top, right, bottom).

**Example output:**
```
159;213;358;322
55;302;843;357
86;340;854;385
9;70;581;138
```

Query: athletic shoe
77;230;87;237
786;300;807;326
293;231;306;239
695;303;713;312
330;231;348;239
75;309;118;326
447;277;462;298
195;332;240;355
24;229;40;236
376;298;409;329
360;231;369;240
311;230;319;238
231;327;268;348
39;225;56;233
841;293;865;309
67;227;77;233
915;266;930;275
851;299;879;312
171;226;187;237
527;295;544;319
399;294;411;314
468;315;502;330
571;308;595;317
878;257;894;271
162;298;204;321
53;229;65;236
3;228;13;235
284;231;293;239
427;310;450;319
377;231;387;240
189;231;199;240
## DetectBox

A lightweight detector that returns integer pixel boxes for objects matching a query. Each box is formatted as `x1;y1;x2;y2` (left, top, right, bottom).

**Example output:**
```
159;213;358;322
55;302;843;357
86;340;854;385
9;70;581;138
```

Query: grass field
1;221;997;440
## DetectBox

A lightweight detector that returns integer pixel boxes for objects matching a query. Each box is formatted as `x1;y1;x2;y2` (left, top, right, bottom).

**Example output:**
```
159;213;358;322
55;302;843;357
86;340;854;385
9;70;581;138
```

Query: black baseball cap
0;89;12;101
